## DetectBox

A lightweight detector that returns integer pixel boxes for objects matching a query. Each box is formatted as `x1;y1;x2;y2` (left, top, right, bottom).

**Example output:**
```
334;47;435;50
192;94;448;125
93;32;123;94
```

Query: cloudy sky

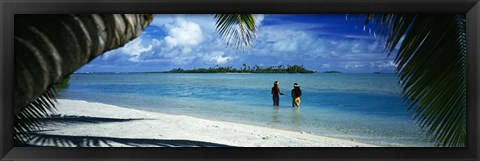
77;14;399;73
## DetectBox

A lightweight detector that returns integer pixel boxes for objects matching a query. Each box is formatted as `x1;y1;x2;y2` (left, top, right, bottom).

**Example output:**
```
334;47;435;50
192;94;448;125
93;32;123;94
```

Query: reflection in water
272;107;280;123
291;107;301;127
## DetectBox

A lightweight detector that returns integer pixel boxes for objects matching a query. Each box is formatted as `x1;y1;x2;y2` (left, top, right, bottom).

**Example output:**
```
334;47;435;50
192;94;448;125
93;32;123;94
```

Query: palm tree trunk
14;14;154;115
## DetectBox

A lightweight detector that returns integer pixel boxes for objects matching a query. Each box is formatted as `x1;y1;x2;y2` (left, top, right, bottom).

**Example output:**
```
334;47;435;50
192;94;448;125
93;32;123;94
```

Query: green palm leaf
365;14;466;147
214;14;257;51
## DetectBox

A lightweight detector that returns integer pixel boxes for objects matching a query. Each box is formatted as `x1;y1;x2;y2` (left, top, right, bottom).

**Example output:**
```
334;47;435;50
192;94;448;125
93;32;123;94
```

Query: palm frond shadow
24;133;232;147
38;114;149;124
23;114;231;147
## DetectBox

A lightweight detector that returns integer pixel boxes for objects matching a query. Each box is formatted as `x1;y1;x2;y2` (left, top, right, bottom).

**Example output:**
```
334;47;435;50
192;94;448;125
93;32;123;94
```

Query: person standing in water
291;83;302;107
271;81;284;106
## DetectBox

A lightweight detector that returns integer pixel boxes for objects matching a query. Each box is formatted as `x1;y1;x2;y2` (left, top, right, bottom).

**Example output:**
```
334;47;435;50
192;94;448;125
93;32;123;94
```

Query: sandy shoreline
27;99;378;147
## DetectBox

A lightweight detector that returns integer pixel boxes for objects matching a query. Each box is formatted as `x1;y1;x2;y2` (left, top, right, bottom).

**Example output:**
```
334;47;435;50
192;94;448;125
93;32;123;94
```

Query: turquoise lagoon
58;73;434;147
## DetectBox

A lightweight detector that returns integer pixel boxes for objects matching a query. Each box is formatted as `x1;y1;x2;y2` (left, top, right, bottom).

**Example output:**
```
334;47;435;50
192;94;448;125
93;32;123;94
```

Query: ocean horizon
57;73;434;147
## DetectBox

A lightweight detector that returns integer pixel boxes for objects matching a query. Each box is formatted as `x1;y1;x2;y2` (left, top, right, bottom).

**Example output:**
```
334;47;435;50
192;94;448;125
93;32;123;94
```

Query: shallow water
58;73;434;147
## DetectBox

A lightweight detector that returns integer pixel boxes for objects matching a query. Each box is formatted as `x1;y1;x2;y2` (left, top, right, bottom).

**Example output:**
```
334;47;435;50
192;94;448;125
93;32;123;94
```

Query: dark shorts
273;95;279;106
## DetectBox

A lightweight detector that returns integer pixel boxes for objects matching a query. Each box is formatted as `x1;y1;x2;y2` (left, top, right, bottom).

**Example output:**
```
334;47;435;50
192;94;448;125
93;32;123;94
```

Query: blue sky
77;14;399;73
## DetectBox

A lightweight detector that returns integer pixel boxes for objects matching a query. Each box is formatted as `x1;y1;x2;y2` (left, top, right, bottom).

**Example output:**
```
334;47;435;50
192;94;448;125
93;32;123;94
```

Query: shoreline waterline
57;73;434;147
28;99;380;147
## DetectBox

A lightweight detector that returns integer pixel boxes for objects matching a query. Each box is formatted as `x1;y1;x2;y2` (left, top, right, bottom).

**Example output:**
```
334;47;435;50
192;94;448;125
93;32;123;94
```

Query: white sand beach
27;99;379;147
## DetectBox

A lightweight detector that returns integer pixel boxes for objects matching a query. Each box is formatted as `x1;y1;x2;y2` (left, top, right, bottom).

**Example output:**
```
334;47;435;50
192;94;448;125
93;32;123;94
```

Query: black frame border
1;0;479;160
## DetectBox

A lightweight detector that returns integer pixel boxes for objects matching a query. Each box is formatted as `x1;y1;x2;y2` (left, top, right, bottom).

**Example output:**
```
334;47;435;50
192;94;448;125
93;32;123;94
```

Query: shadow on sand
37;114;148;124
25;133;232;147
24;114;231;147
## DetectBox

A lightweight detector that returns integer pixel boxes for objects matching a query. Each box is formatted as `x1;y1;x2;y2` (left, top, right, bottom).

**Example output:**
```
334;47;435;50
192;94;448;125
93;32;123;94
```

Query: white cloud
272;40;298;52
164;18;204;47
149;15;175;28
149;14;213;31
255;14;265;26
120;38;154;57
182;47;192;54
89;14;397;73
201;51;235;65
100;37;157;62
343;35;375;39
378;60;398;68
151;39;161;46
252;22;387;65
171;55;196;65
109;15;216;65
105;15;240;66
257;29;316;54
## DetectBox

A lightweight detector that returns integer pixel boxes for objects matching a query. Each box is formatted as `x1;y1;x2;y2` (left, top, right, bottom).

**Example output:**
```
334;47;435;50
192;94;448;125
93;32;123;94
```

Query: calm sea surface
58;73;434;147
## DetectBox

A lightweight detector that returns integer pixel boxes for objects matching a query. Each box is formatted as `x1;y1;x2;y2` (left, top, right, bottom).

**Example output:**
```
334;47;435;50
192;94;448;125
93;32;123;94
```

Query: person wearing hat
291;83;302;107
271;81;284;106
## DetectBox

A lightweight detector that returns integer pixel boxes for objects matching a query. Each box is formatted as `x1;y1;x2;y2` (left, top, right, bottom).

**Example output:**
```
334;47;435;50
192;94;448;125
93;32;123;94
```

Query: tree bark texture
14;14;154;115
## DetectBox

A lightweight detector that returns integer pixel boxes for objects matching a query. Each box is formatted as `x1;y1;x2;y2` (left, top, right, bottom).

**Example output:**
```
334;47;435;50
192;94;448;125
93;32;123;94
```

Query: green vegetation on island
166;64;315;73
323;71;342;73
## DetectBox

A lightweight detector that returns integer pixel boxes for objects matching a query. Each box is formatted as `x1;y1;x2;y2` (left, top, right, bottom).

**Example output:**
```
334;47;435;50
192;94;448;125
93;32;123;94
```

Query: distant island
323;71;342;73
163;64;316;73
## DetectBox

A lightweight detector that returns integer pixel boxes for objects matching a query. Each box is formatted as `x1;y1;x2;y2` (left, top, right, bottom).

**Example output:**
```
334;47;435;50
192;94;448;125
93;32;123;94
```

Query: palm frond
365;14;466;147
14;14;154;115
214;14;257;51
14;86;58;145
14;14;154;144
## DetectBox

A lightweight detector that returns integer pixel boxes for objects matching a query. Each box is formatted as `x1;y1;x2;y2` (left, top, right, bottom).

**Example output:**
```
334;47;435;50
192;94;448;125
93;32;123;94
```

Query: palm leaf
214;14;257;51
14;86;58;145
14;14;154;144
365;14;466;147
